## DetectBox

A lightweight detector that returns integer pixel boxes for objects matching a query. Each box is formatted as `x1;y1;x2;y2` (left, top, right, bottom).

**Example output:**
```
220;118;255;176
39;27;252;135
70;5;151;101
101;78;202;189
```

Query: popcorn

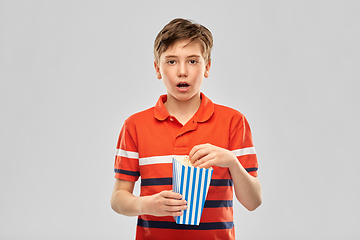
172;156;213;225
176;156;192;166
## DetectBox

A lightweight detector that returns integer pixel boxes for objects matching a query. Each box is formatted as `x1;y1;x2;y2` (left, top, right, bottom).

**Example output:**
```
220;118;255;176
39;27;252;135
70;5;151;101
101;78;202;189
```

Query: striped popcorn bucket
172;157;213;225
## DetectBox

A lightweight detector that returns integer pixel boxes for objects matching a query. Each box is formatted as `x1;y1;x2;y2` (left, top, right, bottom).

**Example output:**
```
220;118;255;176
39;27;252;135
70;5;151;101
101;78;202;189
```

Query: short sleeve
114;122;140;181
229;115;258;177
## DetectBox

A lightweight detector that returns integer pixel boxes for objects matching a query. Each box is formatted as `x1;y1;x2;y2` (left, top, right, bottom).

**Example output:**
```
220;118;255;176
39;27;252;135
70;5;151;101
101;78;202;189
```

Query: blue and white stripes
172;158;213;225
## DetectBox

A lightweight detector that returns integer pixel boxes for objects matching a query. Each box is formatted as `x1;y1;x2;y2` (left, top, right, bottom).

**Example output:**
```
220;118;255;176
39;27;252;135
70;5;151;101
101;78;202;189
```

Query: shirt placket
168;116;197;155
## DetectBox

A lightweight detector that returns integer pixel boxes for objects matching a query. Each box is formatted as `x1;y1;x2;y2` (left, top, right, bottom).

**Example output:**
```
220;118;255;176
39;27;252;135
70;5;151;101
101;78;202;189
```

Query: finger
164;198;187;206
193;148;212;163
196;159;215;169
160;190;182;200
159;192;187;206
189;144;204;158
165;209;185;217
193;154;214;168
164;204;188;212
191;147;212;164
192;153;209;167
189;144;210;161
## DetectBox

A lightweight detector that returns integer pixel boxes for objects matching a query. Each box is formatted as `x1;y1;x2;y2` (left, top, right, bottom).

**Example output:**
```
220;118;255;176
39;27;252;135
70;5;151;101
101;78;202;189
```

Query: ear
204;60;211;78
154;60;162;79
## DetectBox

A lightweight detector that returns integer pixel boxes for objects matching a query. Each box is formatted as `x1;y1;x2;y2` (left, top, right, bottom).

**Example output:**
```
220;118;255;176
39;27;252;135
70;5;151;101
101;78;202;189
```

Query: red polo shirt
114;93;258;240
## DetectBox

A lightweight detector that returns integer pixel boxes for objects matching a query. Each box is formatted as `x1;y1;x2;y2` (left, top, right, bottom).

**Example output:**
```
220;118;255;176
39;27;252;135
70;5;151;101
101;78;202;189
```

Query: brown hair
154;18;213;63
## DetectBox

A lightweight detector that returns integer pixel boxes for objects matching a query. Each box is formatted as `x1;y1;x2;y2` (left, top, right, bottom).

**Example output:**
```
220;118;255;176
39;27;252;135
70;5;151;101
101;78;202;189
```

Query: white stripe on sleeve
232;147;256;157
115;149;139;159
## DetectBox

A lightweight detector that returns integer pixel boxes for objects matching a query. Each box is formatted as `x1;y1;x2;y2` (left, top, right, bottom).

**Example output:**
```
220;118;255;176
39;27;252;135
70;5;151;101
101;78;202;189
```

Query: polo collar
154;92;214;122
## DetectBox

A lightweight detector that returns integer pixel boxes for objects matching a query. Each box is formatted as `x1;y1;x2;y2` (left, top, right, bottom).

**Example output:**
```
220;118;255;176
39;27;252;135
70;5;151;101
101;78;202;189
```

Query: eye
167;60;176;65
189;59;198;64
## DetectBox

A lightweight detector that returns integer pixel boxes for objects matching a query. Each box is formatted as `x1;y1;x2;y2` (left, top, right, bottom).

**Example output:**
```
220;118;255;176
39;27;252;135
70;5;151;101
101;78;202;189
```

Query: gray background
1;0;359;239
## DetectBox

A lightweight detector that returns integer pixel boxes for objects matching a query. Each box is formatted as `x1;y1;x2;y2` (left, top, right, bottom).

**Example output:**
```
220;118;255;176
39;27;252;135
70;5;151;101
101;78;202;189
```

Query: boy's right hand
142;190;187;217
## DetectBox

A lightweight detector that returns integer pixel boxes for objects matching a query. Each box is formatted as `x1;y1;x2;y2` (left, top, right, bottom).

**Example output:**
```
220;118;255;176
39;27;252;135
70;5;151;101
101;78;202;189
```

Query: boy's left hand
189;143;237;169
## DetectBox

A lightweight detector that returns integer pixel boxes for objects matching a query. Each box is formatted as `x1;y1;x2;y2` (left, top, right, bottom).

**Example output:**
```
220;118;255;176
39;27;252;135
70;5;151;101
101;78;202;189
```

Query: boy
111;18;261;240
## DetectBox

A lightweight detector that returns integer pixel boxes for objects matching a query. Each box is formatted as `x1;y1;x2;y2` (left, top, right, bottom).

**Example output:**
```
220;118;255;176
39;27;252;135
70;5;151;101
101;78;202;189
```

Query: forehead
163;39;203;57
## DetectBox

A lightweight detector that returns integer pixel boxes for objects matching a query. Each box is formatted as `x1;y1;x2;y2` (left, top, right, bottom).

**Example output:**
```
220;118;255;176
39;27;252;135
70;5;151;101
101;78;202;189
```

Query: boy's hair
154;18;213;63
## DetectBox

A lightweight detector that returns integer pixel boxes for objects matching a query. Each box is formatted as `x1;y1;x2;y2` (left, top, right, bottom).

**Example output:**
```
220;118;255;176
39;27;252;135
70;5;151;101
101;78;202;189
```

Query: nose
178;62;188;77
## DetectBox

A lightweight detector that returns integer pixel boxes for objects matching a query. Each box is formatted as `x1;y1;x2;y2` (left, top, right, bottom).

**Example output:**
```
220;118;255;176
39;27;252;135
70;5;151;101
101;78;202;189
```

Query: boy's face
154;39;211;103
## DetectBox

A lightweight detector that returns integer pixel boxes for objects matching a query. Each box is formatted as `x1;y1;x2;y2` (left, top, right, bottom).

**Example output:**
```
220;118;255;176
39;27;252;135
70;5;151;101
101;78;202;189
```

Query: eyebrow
164;54;201;58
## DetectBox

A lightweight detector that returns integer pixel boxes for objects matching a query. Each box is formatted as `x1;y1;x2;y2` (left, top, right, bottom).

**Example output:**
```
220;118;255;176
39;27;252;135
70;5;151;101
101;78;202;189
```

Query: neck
164;92;201;125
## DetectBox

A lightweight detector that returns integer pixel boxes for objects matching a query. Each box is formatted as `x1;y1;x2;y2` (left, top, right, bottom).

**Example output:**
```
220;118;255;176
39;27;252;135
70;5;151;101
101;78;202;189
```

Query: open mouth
177;82;189;89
